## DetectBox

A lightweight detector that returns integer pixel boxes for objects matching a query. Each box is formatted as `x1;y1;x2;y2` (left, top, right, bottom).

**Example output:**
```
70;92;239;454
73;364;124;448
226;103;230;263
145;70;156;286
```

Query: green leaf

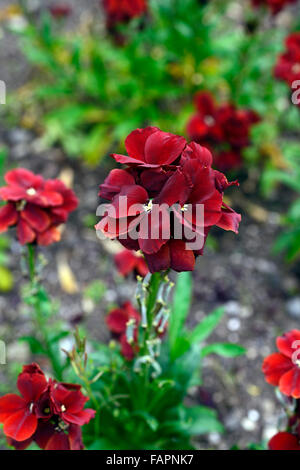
188;307;225;345
19;336;46;355
201;343;246;358
182;406;224;435
169;272;192;356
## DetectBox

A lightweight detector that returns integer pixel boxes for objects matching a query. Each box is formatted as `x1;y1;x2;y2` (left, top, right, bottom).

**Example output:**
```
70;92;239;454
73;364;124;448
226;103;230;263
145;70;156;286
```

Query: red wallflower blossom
186;92;260;171
102;0;147;27
269;432;300;450
0;363;95;450
114;249;149;277
0;364;48;441
106;302;141;360
0;168;78;246
49;4;72;18
262;330;300;398
251;0;297;15
275;32;300;89
96;127;241;273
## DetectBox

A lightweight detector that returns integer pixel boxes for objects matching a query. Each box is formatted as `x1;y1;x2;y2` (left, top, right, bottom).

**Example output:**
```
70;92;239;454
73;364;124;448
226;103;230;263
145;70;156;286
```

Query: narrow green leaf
188;307;225;345
201;343;246;358
169;272;192;355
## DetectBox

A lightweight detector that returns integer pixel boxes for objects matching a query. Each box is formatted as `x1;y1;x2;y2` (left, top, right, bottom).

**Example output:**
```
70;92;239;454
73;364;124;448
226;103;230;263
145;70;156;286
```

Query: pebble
286;297;300;319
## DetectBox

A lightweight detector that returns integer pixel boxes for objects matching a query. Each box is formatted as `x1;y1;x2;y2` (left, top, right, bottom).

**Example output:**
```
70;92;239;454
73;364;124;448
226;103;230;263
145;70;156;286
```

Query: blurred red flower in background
102;0;147;27
187;92;260;172
251;0;297;15
262;329;300;398
49;4;72;18
275;32;300;94
0;363;95;450
96;127;241;273
106;302;141;360
269;431;300;450
0;168;78;246
114;249;149;277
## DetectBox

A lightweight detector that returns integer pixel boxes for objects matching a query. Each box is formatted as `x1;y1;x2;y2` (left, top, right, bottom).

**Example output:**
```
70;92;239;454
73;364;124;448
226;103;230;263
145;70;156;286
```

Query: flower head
106;302;141;360
114;249;149;277
262;330;300;398
96;127;241;273
274;32;300;99
0;363;95;450
187;92;260;172
102;0;147;27
269;431;300;450
0;168;78;245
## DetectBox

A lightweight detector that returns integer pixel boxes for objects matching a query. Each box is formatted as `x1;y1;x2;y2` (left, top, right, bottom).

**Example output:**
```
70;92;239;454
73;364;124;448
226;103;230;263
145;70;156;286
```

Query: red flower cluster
114;249;149;277
102;0;147;27
275;32;300;103
262;330;300;398
251;0;297;15
0;364;95;450
0;168;78;246
49;4;72;18
96;126;241;273
187;92;260;172
106;302;141;360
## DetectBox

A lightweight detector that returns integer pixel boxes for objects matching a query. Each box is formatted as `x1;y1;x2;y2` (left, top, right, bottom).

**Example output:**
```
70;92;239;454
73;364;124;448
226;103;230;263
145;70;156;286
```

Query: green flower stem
26;244;63;381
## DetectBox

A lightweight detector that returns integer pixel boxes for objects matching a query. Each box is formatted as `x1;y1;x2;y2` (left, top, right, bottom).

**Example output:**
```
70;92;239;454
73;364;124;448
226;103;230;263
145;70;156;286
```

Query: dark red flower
187;92;260;172
262;330;300;398
275;32;300;90
49;4;72;18
0;364;48;441
0;168;78;246
251;0;297;15
0;363;95;450
106;302;141;360
106;301;141;335
213;151;243;173
269;432;300;450
102;0;147;27
96;129;241;273
114;249;149;277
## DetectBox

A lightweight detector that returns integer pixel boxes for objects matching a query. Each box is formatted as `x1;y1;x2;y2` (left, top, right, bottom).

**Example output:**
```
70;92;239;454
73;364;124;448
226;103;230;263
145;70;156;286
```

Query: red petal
262;353;292;386
99;169;135;200
154;169;188;206
17;219;36;245
17;370;48;402
114;250;137;276
169;239;195;272
269;432;300;450
3;409;37;441
45;431;70;450
111;185;148;218
144;244;171;273
203;190;223;227
0;394;26;422
194;91;216;115
144;130;186;166
279;368;300;398
63;409;95;426
138;208;170;255
125;126;159;162
277;330;300;358
181;142;213;167
106;308;130;334
217;203;241;233
4;168;44;189
21;204;50;232
0;186;27;201
68;424;84;450
37;227;61;245
0;203;18;232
